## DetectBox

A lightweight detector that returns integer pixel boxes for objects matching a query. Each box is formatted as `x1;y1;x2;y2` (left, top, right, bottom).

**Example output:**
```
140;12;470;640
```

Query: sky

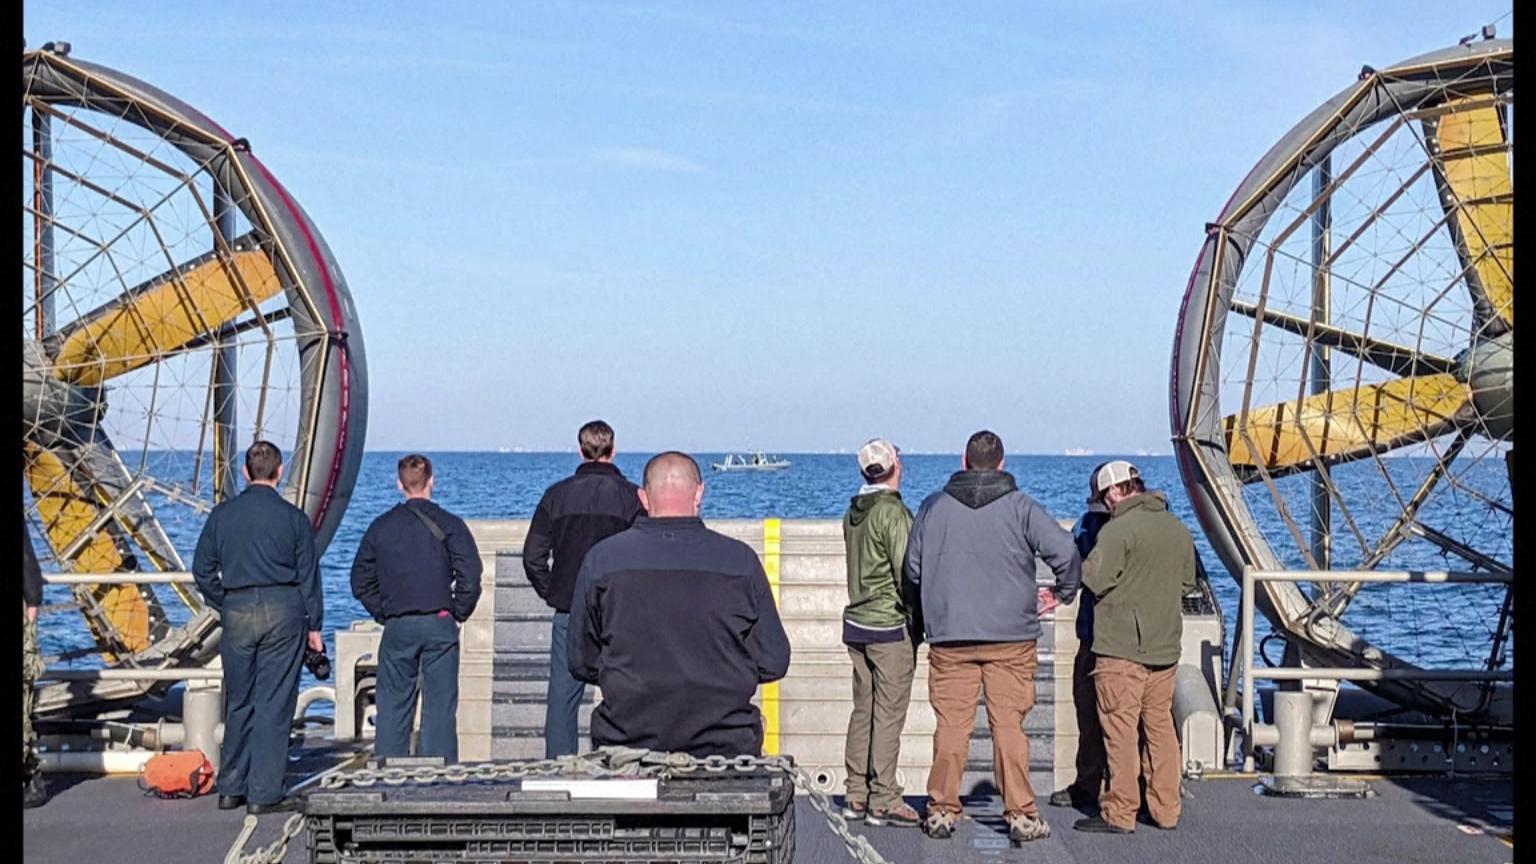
22;1;1515;453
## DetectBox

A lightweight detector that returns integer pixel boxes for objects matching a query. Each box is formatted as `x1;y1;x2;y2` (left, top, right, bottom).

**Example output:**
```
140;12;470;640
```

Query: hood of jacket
942;469;1018;510
847;487;901;528
1110;490;1169;518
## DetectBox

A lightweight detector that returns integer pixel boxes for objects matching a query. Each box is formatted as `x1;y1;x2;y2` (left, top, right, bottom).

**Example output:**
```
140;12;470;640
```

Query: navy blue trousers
218;586;305;804
544;612;586;757
374;612;461;763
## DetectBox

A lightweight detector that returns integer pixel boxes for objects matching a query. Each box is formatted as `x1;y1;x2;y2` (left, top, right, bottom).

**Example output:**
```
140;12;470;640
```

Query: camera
304;647;331;680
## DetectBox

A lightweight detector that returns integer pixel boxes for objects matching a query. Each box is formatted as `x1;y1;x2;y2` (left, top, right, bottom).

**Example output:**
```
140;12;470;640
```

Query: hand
307;631;324;654
26;605;38;623
1037;587;1060;617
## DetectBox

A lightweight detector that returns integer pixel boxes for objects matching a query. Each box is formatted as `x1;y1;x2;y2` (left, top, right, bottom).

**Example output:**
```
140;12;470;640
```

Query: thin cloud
591;147;711;175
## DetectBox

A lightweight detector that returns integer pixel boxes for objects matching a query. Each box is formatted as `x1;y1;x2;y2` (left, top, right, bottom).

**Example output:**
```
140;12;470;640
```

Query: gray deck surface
23;748;1513;864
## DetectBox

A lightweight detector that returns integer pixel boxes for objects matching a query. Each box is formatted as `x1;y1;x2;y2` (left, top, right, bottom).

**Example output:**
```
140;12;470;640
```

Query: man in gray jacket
905;430;1081;845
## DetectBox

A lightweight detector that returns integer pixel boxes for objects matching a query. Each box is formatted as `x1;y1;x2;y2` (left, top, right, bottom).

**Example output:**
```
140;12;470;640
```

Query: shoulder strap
405;504;448;544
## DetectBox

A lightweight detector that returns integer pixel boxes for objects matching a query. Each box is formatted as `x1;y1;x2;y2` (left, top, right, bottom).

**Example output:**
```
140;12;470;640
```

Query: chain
226;747;892;864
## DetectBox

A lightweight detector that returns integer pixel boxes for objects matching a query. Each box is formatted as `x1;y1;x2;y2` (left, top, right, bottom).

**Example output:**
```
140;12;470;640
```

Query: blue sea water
34;452;1510;712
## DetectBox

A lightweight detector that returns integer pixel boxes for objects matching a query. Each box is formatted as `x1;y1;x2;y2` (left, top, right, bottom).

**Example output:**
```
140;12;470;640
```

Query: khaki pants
844;633;916;809
927;641;1038;818
1093;655;1181;830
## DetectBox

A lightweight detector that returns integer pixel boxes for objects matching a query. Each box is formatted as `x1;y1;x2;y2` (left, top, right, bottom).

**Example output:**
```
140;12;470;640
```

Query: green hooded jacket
1081;491;1197;667
842;488;915;630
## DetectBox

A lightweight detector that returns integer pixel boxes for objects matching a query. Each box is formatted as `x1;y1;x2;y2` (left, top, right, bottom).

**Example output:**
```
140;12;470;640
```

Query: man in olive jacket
1074;461;1197;835
840;439;919;827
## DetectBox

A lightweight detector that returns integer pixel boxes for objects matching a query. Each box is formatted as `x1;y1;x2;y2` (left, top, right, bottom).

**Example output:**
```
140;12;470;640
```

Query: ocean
34;452;1510;710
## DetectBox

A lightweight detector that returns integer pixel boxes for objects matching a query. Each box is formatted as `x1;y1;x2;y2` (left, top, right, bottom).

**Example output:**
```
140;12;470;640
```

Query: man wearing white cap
1073;460;1198;835
838;439;921;827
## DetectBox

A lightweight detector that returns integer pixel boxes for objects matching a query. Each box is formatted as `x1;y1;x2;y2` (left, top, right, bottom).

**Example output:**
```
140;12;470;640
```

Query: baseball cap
857;438;900;479
1089;460;1140;501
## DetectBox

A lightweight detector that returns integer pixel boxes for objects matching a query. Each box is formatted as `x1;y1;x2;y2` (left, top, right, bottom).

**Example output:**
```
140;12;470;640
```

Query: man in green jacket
840;438;920;827
1073;461;1196;835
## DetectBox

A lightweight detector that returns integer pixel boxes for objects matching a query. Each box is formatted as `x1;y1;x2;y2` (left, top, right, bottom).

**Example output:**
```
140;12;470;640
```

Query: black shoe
1137;811;1177;830
22;774;48;809
218;794;246;810
1073;815;1134;834
1048;787;1097;808
247;799;296;815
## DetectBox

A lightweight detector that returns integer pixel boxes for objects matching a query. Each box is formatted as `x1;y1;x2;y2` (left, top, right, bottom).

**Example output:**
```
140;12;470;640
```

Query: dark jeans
375;612;461;763
544;612;586;757
218;586;305;805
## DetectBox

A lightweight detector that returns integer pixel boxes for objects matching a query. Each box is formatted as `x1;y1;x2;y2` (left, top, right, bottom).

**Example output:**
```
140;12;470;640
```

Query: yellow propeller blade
24;443;161;657
52;247;281;386
1225;374;1468;475
1429;100;1513;328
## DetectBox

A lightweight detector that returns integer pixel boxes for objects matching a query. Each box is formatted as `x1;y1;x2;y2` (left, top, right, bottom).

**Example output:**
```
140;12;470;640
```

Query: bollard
1271;691;1315;777
185;678;224;771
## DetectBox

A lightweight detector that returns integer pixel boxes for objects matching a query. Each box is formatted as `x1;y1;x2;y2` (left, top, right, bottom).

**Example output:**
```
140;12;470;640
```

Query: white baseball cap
1090;460;1141;500
857;439;900;479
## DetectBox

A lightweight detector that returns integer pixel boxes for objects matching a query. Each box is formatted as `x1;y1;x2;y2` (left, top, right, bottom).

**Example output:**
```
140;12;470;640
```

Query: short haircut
245;440;282;481
398;453;433;492
965;430;1004;470
643;451;702;489
863;464;894;483
578;420;615;461
1111;477;1146;498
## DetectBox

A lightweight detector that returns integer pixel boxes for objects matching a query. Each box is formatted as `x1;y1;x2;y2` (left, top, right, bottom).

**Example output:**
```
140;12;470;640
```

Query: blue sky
24;2;1513;453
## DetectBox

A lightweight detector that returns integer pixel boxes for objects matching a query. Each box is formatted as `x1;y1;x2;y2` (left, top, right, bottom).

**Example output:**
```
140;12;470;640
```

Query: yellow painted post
760;518;782;755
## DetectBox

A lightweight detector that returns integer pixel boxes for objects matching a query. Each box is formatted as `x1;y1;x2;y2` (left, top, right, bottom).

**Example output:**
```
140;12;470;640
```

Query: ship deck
21;737;1513;864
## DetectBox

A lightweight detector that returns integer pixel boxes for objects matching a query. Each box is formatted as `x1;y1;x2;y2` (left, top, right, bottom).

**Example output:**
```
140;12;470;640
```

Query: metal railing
38;571;212;683
1239;566;1514;771
42;571;196;584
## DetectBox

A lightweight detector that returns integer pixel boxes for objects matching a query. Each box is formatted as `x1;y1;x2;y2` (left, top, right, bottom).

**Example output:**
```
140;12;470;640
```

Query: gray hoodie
904;469;1081;644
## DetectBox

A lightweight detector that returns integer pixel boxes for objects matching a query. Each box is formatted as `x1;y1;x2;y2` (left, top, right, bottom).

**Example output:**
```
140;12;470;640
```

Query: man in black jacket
523;420;643;757
192;441;324;814
23;517;47;808
351;454;483;763
568;451;790;757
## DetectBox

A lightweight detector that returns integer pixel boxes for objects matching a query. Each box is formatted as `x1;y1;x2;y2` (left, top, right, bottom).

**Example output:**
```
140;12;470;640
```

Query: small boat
711;451;792;472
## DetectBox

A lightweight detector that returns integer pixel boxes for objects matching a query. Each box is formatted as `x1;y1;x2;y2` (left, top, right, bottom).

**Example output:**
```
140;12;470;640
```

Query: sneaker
1006;812;1051;844
1073;815;1134;834
866;802;920;827
1048;786;1097;808
923;809;957;839
1137;811;1177;831
839;800;867;821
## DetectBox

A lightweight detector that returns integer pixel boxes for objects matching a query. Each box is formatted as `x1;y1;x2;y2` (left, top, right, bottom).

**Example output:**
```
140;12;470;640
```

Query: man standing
1049;463;1115;809
1072;461;1196;834
568;452;790;756
351;454;483;763
906;430;1081;844
193;441;323;814
23;518;47;809
522;420;643;757
840;439;919;827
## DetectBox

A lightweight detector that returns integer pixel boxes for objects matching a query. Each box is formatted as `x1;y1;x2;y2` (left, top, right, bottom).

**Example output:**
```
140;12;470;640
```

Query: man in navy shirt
192;441;323;814
568;451;790;757
351;454;482;763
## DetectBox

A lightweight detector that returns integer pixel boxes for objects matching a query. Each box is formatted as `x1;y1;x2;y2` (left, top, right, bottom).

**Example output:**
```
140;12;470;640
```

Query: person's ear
961;454;969;471
638;488;651;513
693;483;704;511
241;464;251;483
998;456;1005;471
397;479;406;496
275;464;284;484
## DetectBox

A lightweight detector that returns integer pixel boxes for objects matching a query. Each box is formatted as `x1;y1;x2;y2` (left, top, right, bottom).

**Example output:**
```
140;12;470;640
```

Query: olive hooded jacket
1082;491;1198;667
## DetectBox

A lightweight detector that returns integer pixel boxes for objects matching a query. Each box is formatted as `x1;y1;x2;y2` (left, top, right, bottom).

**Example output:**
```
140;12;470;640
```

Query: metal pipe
1309;153;1332;572
1242;566;1257;771
31;106;56;339
212;180;239;504
43;572;197;584
41;668;222;681
1254;668;1511;682
39;751;156;774
1249;569;1509;584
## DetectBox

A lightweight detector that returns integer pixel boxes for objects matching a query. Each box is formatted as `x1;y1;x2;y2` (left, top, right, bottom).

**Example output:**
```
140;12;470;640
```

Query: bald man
567;451;792;757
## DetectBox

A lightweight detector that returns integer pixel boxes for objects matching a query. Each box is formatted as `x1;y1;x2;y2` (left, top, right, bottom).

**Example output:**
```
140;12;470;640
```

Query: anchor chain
224;747;892;864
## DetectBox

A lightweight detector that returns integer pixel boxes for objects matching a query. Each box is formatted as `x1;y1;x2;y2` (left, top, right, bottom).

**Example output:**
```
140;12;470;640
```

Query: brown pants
1093;655;1181;830
844;634;917;810
927;641;1038;818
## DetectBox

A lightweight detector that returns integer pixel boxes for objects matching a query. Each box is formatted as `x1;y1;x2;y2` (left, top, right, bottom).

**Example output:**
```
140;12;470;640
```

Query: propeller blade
1229;299;1459;378
50;242;281;386
1225;373;1469;479
1425;99;1513;332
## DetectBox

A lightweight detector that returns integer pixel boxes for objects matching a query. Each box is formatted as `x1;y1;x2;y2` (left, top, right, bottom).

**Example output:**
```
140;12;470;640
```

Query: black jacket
351;499;483;623
192;484;324;630
568;516;791;757
23;518;44;607
523;461;643;612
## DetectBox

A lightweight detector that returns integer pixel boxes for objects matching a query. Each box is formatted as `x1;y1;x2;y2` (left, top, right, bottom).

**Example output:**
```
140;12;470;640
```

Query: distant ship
711;452;792;472
1064;447;1094;456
